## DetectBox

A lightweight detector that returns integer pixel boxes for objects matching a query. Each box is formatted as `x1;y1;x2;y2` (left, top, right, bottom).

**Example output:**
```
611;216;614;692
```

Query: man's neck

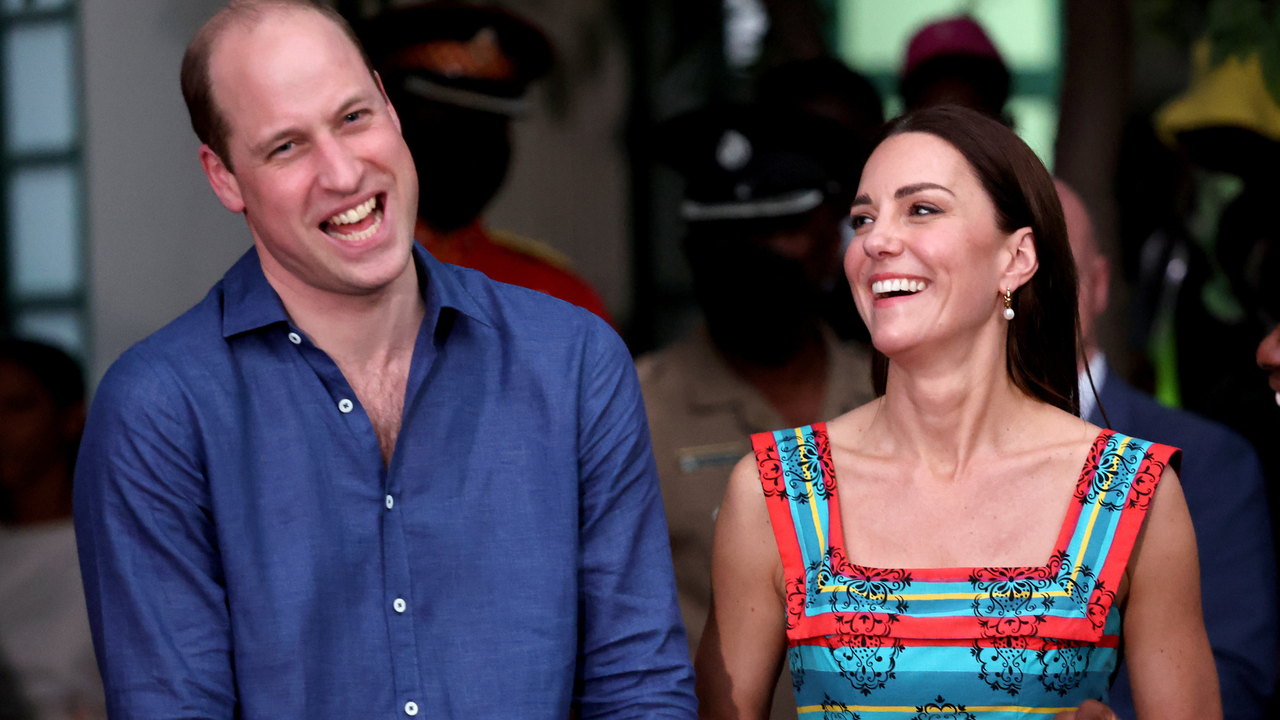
719;327;829;428
260;253;426;371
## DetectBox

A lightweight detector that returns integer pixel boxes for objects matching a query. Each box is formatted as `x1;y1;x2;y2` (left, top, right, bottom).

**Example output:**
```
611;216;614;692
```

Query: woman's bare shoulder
824;397;883;444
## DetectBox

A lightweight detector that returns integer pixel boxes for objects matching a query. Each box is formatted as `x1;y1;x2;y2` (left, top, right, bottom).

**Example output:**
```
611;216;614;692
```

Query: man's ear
199;144;245;213
374;71;403;134
1001;227;1039;292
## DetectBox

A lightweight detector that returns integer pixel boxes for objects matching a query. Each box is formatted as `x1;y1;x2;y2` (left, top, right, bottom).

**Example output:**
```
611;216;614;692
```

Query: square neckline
813;424;1113;580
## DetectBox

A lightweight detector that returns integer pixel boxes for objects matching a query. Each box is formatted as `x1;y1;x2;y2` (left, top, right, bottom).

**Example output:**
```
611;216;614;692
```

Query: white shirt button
385;494;394;510
337;398;354;413
287;332;302;345
404;701;418;716
393;598;406;613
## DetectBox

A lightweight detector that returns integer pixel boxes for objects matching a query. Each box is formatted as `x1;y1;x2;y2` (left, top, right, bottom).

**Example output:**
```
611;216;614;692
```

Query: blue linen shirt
73;244;696;720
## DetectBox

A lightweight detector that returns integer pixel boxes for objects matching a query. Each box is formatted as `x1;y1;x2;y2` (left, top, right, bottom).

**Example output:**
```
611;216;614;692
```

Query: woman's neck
871;324;1034;480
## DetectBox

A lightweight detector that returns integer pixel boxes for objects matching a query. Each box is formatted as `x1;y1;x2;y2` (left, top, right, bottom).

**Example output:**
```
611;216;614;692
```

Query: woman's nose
860;221;902;258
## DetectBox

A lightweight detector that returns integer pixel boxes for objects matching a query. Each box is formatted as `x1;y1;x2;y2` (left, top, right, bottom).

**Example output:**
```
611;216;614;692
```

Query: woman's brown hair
867;105;1082;416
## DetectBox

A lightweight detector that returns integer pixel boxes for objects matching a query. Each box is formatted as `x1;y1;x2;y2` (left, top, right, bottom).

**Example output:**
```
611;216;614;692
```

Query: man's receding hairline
197;0;371;164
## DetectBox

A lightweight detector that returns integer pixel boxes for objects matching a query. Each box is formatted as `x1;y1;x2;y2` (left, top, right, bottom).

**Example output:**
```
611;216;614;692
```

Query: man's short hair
180;0;378;170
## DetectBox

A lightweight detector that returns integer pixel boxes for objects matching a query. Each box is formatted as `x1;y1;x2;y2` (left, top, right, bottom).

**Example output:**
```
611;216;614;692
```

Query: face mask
686;239;821;366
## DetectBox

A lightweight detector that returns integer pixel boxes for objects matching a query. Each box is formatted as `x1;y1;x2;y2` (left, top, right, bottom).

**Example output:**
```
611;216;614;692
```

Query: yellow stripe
816;436;1133;602
797;704;1075;714
798;428;827;553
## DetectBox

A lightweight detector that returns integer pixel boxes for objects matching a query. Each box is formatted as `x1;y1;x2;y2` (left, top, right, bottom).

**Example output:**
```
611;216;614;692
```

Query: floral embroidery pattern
825;631;904;696
912;696;976;719
820;695;861;720
1037;643;1094;696
821;547;913;615
1074;432;1159;511
971;637;1033;696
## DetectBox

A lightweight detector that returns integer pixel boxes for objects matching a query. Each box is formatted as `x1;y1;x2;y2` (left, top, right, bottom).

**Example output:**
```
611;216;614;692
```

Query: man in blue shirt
72;2;696;718
1059;181;1277;719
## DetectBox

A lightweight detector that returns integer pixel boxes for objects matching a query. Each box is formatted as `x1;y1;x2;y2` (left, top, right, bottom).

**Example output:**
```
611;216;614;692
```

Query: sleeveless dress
751;424;1180;718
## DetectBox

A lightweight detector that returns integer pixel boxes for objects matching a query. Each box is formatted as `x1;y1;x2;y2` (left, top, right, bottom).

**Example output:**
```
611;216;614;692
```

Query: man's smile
320;193;384;242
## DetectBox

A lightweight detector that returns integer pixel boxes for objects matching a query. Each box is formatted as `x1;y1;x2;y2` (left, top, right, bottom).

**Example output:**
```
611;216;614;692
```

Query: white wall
82;0;252;382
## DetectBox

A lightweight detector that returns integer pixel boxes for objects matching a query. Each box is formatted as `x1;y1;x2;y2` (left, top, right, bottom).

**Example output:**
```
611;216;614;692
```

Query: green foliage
1204;0;1280;105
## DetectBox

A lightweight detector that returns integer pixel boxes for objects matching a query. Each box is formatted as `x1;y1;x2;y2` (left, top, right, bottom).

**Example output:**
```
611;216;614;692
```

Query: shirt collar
220;243;492;339
1077;350;1109;420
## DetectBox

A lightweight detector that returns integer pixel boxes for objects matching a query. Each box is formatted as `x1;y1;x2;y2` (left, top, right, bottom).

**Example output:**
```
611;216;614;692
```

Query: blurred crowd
3;3;1279;719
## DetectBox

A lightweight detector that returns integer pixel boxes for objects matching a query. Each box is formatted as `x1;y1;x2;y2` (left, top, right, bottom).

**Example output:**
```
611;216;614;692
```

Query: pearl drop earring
1003;288;1015;320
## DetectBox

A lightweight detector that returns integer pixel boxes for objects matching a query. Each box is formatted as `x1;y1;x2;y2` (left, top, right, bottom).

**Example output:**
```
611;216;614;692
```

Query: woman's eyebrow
851;193;872;208
895;182;953;199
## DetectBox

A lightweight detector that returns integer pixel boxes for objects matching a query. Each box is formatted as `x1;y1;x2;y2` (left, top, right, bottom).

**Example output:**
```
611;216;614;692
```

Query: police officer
360;4;612;323
636;105;876;718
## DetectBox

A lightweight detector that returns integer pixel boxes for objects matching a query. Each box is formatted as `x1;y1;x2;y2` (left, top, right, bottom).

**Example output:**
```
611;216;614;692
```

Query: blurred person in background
359;3;612;324
757;57;884;343
637;104;875;719
0;340;104;720
1061;180;1276;720
899;16;1011;122
1144;36;1280;557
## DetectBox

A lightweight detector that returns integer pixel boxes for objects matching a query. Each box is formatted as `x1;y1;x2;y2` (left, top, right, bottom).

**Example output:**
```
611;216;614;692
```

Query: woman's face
1257;324;1280;402
845;132;1035;360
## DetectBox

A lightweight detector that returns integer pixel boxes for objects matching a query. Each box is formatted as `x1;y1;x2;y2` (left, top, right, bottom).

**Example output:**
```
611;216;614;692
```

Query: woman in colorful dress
696;106;1221;719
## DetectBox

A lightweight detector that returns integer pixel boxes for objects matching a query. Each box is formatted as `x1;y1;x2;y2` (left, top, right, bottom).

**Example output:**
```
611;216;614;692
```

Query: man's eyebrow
332;92;371;120
895;182;953;199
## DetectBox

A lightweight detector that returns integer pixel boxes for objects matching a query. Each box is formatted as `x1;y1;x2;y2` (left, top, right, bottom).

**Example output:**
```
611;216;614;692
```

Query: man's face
1057;181;1109;357
204;9;419;298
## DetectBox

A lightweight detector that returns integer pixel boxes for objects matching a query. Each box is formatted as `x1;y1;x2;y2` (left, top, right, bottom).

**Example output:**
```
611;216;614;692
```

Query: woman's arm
1124;465;1223;719
694;454;789;720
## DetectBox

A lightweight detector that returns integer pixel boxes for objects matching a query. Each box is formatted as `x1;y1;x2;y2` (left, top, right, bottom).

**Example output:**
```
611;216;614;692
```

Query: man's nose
315;134;362;193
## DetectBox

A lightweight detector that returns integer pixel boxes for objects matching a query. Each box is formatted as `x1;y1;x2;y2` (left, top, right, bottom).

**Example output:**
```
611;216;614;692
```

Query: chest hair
343;362;410;466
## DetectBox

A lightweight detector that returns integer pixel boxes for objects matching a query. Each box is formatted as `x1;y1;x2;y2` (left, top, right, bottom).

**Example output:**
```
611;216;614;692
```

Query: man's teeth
327;197;377;226
871;279;926;295
327;210;382;242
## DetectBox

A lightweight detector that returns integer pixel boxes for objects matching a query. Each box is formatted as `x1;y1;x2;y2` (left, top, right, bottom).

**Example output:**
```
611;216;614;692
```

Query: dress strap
1062;430;1182;625
752;424;837;638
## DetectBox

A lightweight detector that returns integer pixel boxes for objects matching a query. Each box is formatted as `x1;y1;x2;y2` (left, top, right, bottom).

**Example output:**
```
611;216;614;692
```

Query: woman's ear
1002;227;1039;291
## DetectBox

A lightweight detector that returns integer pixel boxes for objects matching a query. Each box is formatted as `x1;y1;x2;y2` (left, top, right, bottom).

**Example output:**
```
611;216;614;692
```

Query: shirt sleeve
573;316;697;719
73;350;237;719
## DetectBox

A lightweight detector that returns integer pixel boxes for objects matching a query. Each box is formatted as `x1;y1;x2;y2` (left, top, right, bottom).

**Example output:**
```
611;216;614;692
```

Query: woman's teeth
327;197;377;227
872;278;927;297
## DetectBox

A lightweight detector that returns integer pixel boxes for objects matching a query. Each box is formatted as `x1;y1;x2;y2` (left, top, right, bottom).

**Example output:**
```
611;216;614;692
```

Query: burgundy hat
903;16;1004;79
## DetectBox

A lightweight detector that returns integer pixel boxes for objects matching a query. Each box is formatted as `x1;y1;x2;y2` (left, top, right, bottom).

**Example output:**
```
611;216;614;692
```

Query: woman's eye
909;203;939;216
850;215;873;230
